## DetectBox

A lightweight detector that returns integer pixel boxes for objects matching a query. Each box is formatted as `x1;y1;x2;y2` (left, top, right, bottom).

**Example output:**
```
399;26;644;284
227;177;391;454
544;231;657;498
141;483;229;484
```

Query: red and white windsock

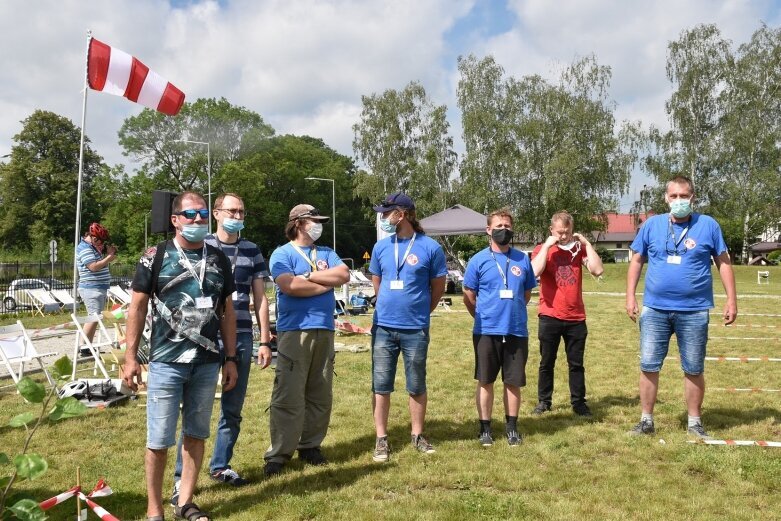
87;37;185;116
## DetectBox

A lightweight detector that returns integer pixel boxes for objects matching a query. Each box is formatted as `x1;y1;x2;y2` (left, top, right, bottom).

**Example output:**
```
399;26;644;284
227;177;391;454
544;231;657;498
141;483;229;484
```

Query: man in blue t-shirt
263;203;349;477
626;176;737;440
369;193;447;462
463;209;537;447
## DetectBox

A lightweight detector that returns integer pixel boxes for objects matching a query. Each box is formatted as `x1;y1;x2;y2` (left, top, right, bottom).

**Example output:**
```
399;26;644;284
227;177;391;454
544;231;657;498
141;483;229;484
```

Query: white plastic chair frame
70;313;112;380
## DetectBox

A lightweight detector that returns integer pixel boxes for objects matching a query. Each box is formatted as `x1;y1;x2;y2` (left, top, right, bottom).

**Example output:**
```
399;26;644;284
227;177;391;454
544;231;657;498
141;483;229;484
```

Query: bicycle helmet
58;380;88;399
89;222;109;242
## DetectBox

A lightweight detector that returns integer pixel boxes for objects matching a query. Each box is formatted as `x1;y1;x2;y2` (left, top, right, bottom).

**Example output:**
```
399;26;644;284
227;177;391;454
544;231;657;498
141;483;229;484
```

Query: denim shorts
146;361;220;449
78;287;106;316
371;325;430;395
639;306;709;375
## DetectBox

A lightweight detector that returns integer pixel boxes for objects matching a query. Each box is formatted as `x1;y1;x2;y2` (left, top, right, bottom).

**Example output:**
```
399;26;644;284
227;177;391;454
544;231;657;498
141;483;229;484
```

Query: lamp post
305;177;336;251
175;139;212;233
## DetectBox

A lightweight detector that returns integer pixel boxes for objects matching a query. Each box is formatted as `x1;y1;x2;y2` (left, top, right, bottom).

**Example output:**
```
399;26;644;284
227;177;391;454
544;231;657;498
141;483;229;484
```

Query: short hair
214;192;243;209
487;208;514;227
550;211;574;228
666;175;695;194
172;191;205;213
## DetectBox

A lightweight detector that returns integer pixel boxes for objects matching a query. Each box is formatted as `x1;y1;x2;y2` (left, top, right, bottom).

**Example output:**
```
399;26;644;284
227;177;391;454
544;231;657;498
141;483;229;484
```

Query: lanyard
668;218;690;254
173;238;207;291
394;233;417;279
490;249;510;288
290;242;319;271
215;237;240;274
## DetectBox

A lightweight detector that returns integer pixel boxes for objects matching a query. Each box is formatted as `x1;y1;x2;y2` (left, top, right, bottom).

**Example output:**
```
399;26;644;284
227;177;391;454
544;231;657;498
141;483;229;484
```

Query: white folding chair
70;313;112;380
107;286;132;306
26;288;62;316
0;321;57;389
757;270;770;285
51;289;78;312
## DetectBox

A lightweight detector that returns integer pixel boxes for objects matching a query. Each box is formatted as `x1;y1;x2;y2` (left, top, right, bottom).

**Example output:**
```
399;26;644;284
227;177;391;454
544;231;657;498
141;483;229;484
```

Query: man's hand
222;361;238;392
257;345;273;369
723;300;738;326
626;295;639;322
107;245;118;257
573;233;589;246
122;359;143;392
543;235;558;248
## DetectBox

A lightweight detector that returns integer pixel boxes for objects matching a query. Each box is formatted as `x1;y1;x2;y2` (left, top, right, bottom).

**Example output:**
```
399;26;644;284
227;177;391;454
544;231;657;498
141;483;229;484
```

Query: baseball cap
288;204;330;222
373;192;416;213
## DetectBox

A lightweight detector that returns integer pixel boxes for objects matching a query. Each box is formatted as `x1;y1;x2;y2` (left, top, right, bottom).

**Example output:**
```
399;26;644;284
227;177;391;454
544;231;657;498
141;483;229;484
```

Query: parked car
2;278;50;311
110;276;133;290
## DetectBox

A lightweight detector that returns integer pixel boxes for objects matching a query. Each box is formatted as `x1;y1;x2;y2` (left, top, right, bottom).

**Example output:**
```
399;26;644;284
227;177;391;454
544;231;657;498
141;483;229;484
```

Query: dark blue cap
373;192;415;213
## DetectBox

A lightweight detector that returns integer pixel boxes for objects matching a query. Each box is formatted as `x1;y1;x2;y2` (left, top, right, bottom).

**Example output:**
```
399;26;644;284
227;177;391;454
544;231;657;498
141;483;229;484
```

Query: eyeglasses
175;209;210;220
217;208;246;218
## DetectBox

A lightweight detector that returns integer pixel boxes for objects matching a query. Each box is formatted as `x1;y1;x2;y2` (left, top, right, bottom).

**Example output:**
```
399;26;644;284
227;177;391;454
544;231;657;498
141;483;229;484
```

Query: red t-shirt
531;243;586;321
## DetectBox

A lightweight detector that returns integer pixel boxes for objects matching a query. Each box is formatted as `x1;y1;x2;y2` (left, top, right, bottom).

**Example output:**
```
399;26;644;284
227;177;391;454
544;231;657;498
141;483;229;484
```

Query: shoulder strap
150;240;170;299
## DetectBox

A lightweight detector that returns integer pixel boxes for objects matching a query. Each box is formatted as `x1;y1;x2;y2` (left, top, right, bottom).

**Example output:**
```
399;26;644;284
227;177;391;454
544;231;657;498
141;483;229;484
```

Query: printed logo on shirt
406;254;419;266
684;238;697;250
316;259;329;271
510;265;522;277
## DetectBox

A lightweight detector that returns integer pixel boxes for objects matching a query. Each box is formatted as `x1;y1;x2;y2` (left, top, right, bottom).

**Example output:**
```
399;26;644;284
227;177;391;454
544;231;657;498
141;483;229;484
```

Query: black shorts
473;334;528;387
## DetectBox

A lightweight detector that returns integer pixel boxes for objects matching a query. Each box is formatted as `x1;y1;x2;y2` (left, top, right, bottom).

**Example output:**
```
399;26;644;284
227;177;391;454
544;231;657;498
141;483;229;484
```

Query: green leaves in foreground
50;357;73;382
8;413;36;428
6;498;47;521
48;397;86;422
12;454;47;481
16;379;45;404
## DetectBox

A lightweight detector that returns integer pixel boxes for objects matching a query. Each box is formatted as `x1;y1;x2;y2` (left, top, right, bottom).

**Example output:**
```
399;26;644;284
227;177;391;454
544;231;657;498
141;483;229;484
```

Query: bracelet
223;355;239;365
259;342;272;347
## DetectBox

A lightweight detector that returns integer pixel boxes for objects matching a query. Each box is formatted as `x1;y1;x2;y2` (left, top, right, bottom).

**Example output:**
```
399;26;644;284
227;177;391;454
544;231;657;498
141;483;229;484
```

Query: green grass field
2;265;780;520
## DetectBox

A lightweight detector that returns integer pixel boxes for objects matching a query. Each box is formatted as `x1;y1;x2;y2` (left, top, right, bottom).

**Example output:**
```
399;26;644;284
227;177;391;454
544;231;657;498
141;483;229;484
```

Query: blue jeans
371;325;429;395
175;332;253;479
146;361;220;449
639;306;709;375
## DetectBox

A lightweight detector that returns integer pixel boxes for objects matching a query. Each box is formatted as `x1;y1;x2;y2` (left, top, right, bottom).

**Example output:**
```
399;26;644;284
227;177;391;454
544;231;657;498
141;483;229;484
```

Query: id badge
195;296;212;309
232;291;239;302
500;289;514;299
390;280;404;290
667;255;681;265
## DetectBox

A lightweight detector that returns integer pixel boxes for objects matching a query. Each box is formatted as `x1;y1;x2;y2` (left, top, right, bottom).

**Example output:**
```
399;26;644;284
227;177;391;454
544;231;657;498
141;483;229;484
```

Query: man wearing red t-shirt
530;211;604;417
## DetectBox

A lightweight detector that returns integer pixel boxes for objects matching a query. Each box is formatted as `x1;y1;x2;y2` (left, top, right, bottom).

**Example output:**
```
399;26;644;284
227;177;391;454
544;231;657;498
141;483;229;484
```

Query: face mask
669;198;692;218
558;241;581;258
379;217;398;233
307;222;323;241
222;218;244;234
181;224;208;243
491;228;513;246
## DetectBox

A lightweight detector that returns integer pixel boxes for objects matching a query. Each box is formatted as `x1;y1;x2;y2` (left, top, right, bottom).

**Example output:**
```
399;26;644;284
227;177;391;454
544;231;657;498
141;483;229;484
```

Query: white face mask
306;222;323;241
558;241;581;258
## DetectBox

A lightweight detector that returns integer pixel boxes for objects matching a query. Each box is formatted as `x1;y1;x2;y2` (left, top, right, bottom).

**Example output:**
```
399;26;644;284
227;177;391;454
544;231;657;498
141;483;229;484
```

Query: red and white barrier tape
709;336;780;341
79;494;120;521
29;321;74;338
711;387;781;393
39;480;117;519
39;485;79;510
710;312;781;317
688;439;781;447
712;324;777;328
666;355;781;362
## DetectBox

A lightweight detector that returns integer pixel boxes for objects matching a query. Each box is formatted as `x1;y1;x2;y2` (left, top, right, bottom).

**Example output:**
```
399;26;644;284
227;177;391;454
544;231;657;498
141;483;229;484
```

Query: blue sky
1;0;780;211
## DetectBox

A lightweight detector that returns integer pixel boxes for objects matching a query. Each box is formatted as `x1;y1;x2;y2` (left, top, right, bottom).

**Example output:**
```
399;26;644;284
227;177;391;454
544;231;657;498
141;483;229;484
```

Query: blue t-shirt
77;240;110;290
270;242;343;332
463;247;537;336
370;233;448;329
630;213;728;311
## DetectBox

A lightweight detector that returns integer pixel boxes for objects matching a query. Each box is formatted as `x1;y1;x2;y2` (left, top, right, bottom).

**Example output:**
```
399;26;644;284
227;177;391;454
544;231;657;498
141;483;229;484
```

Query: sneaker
169;479;180;507
532;402;551;415
478;431;494;447
210;468;249;486
411;434;436;454
687;423;713;440
373;437;390;462
263;461;284;477
573;404;593;417
628;419;655;436
298;447;327;466
506;430;522;446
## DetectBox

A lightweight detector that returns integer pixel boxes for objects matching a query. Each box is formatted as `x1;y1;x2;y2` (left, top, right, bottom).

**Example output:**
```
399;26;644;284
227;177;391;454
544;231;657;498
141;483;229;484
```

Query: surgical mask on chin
491;228;513;246
307;222;323;241
559;241;581;258
222;218;244;234
379;217;397;234
669;199;692;218
181;224;208;242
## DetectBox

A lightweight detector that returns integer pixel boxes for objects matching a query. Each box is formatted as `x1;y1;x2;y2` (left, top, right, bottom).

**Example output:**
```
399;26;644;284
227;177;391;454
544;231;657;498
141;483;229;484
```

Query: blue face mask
379;217;397;234
669;199;692;218
222;218;244;234
181;224;208;242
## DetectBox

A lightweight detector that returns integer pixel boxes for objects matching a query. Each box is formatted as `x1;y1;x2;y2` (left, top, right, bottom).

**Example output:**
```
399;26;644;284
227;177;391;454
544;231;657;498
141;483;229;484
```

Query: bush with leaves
0;357;87;521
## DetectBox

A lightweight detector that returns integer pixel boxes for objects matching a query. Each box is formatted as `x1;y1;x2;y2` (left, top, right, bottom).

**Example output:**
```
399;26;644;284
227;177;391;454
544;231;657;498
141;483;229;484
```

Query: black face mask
491;228;513;246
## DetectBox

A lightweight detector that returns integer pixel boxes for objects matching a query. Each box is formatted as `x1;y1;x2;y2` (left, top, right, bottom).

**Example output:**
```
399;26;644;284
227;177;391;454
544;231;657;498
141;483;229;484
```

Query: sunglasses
175;209;210;220
291;209;321;221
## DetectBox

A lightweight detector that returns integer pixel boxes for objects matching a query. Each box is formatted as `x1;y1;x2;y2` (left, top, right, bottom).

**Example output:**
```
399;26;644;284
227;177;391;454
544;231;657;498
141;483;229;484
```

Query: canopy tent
749;241;781;253
419;204;487;236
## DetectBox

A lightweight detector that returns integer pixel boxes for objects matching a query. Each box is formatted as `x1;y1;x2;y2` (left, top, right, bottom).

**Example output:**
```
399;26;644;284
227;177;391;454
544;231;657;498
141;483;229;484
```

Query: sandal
147;517;164;521
174;502;211;521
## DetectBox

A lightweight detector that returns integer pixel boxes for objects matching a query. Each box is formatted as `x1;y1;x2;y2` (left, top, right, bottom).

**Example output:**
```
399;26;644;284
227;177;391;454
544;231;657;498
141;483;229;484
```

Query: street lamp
305;177;336;251
175;139;212;233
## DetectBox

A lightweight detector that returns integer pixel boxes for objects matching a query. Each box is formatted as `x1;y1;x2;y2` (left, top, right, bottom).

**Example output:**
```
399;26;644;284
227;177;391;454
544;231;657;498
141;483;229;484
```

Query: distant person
76;222;117;343
626;175;737;439
463;209;536;446
530;211;603;418
264;204;349;477
370;193;447;462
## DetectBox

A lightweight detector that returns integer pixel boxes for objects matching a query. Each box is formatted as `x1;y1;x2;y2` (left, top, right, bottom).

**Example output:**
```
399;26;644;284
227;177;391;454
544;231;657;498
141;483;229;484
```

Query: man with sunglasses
626;176;737;440
264;204;349;477
76;222;117;343
530;211;603;419
170;193;273;498
123;191;238;521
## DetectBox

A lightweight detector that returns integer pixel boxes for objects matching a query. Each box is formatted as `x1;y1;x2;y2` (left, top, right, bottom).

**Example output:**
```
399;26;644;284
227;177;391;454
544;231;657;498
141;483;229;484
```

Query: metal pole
331;178;336;251
144;213;148;249
207;143;211;234
73;30;91;304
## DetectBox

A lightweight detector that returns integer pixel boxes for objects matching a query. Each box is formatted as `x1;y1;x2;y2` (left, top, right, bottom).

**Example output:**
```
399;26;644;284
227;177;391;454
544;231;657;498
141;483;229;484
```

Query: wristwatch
259;342;272;347
224;355;239;365
303;272;311;280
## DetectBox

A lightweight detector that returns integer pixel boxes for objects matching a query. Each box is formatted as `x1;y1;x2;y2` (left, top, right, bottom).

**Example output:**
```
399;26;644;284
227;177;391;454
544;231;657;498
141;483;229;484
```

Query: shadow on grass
678;405;781;430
